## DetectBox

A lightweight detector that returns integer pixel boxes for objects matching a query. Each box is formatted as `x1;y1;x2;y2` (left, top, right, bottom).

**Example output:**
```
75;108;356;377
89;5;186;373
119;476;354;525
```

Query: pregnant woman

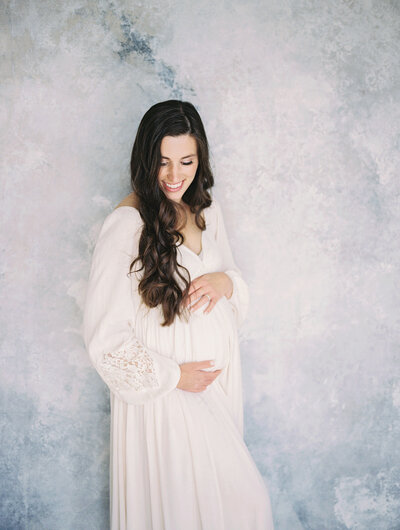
83;99;274;529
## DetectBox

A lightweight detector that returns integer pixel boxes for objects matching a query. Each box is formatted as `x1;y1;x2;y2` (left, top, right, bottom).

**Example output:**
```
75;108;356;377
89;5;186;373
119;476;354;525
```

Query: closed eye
160;161;194;166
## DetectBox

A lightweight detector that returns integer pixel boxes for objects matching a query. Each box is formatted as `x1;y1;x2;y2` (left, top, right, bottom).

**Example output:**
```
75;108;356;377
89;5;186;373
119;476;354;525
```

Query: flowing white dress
83;198;274;530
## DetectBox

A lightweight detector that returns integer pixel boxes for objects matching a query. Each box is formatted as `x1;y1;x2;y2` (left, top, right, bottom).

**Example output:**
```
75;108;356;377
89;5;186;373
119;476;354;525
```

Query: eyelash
160;161;193;166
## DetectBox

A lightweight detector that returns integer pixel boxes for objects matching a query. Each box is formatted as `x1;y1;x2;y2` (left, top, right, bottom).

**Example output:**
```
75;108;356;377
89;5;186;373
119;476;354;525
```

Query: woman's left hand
183;272;233;314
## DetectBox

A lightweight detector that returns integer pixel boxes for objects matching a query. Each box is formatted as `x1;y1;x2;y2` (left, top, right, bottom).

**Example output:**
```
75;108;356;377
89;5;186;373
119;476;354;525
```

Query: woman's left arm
213;199;250;328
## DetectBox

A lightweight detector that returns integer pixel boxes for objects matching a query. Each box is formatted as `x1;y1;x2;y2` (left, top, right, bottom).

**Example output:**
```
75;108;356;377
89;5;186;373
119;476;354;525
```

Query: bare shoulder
114;191;140;211
101;191;142;235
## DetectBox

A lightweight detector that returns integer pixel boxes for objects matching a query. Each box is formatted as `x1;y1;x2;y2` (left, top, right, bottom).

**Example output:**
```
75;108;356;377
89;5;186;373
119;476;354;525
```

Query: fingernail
210;360;215;366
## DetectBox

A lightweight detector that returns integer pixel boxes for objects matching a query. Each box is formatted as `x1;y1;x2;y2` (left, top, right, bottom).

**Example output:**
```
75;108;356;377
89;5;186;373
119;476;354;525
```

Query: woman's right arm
82;207;182;405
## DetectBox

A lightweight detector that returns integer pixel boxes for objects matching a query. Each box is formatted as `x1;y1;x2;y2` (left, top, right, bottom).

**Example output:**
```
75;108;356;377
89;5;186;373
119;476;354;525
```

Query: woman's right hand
176;360;222;392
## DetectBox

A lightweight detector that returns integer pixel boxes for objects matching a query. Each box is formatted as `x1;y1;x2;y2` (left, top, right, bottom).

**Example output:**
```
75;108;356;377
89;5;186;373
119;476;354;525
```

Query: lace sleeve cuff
94;334;181;405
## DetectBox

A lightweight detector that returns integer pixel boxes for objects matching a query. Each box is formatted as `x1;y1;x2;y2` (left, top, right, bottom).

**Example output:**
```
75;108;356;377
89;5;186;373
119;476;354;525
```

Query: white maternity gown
83;198;274;530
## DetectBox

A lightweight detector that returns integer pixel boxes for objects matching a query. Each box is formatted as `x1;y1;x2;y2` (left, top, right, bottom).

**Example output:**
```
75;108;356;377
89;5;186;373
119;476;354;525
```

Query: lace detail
96;336;160;393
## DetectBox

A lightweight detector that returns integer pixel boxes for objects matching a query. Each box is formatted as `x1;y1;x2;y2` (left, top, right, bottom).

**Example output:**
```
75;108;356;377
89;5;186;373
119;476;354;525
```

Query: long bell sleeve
214;199;250;328
83;207;182;405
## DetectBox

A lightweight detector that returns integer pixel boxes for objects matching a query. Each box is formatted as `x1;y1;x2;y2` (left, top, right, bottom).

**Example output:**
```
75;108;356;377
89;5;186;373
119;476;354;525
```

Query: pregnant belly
134;295;236;372
186;296;235;371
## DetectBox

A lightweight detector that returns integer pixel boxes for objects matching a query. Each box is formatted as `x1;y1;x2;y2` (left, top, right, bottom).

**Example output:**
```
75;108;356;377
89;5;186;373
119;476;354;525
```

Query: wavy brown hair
128;100;215;326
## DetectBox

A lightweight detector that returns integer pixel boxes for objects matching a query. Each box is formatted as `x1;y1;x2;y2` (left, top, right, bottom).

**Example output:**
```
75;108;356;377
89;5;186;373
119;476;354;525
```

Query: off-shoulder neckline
112;201;217;220
113;201;217;212
112;205;141;214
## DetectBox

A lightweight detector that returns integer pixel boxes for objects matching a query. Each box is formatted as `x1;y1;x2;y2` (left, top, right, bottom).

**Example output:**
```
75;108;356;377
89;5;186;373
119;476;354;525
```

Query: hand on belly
176;359;223;393
183;272;234;315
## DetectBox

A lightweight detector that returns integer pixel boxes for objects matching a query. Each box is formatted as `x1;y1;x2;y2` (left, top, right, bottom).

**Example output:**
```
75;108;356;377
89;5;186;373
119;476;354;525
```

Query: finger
189;289;213;311
190;298;210;312
185;284;194;300
187;277;202;296
205;368;222;377
203;371;222;387
184;284;202;307
186;276;213;307
189;284;204;299
183;293;192;308
206;371;222;382
203;297;218;314
198;365;217;374
201;369;222;380
196;360;216;369
190;287;203;309
183;288;194;307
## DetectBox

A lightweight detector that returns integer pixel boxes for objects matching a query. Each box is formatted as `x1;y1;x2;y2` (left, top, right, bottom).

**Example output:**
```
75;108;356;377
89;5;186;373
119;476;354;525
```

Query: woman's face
157;134;199;204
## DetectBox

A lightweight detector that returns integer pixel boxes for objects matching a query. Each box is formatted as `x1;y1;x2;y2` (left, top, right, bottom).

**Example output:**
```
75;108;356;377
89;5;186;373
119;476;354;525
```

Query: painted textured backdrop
1;1;400;528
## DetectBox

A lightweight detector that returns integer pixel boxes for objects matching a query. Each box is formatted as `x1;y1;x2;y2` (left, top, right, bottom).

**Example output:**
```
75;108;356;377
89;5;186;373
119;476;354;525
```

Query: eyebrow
160;154;197;159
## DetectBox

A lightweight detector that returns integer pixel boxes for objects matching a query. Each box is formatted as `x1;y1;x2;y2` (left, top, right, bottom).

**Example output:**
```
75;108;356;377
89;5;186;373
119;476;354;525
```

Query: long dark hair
128;100;215;326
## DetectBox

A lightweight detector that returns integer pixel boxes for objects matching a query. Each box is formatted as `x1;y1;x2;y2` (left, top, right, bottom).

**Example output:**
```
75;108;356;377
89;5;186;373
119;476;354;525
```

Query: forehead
160;134;197;155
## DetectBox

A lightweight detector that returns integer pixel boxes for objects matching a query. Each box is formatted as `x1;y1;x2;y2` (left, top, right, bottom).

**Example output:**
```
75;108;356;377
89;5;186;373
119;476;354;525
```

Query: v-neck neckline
179;208;207;260
180;232;204;259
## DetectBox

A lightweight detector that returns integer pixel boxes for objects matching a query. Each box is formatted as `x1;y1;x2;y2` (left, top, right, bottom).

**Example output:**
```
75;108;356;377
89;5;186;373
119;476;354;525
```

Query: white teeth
165;181;183;189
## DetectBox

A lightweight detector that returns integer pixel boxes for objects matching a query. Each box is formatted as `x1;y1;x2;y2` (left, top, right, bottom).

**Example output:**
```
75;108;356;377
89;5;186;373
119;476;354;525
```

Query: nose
168;164;182;183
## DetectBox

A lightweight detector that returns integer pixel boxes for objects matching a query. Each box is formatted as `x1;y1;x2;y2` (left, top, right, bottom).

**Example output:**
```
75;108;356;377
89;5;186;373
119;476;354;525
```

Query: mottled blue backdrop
1;1;400;528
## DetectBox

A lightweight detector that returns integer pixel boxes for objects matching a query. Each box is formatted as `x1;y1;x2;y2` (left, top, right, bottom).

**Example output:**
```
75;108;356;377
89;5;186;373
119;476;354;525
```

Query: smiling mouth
163;180;184;192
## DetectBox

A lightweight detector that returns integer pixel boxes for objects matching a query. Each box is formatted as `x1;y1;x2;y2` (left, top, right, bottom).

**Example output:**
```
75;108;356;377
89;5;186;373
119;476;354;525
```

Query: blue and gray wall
1;1;399;528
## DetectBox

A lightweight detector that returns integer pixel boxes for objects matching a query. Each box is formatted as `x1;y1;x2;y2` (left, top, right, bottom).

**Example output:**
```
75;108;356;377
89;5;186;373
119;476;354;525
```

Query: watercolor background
1;1;400;528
